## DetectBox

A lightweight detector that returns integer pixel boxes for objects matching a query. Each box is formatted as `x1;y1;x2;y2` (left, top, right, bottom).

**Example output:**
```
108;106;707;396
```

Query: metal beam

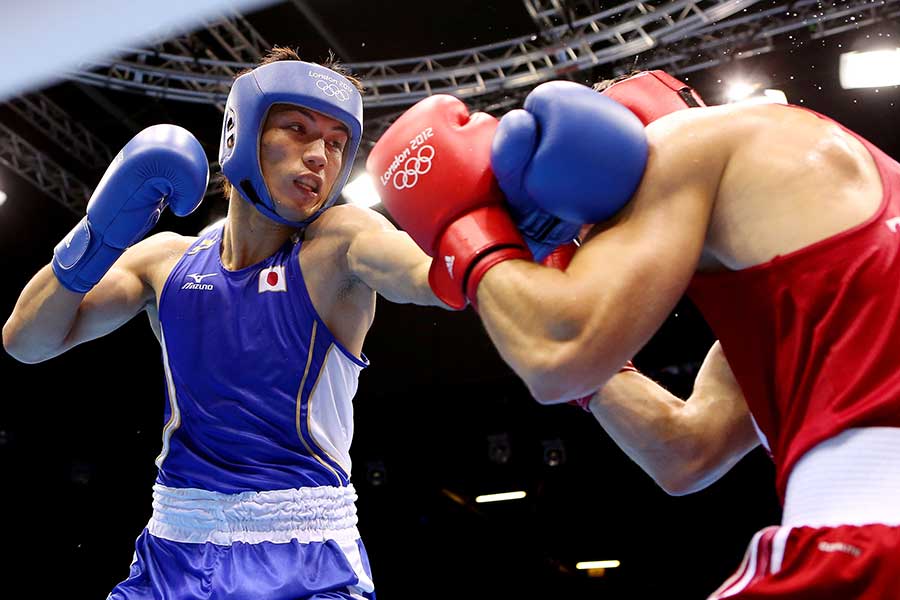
605;0;900;77
5;93;114;172
73;0;759;108
0;121;92;214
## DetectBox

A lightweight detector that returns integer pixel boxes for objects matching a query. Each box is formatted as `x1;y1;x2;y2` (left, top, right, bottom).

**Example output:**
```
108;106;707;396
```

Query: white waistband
782;427;900;527
148;483;360;545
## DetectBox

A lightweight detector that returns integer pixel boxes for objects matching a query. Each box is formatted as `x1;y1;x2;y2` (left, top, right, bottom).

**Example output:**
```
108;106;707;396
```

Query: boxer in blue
3;47;446;600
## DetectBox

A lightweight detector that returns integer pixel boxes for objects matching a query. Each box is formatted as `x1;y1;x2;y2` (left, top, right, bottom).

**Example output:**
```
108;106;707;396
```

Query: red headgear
601;70;706;126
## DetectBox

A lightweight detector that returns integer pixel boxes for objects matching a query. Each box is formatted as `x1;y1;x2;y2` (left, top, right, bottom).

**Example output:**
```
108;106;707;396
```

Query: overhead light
726;81;757;103
0;189;6;207
342;173;381;208
541;438;566;467
733;88;789;105
366;460;386;487
487;433;512;465
840;48;900;89
576;560;621;570
760;89;788;104
725;76;787;105
475;491;526;503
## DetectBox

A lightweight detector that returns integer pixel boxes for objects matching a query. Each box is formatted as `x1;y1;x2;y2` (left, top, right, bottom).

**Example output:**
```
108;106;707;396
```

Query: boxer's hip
782;427;900;528
108;483;375;600
147;482;361;544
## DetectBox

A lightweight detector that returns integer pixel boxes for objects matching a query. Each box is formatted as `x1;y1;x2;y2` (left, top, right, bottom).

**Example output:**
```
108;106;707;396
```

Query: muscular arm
345;208;450;308
590;342;759;495
474;109;733;403
3;232;178;363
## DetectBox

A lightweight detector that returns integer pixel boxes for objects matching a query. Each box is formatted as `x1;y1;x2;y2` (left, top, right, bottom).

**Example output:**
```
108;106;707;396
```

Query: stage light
733;89;789;105
726;81;757;103
343;173;381;208
541;438;566;467
576;560;621;570
728;86;788;106
474;491;527;503
840;49;900;89
0;189;7;207
487;433;512;465
366;460;386;487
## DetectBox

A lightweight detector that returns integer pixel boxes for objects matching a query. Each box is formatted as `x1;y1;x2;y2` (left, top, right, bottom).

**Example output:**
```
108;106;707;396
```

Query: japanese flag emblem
259;265;287;293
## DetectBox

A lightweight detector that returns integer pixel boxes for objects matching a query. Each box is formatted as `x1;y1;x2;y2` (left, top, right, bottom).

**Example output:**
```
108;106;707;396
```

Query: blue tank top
155;226;368;494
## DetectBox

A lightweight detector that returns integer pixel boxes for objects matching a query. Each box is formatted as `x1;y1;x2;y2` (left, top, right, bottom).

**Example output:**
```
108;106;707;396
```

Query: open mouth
293;174;322;197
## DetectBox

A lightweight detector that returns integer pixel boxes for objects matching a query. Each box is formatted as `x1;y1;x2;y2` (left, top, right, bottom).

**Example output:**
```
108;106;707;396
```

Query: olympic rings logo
316;79;351;102
392;145;435;190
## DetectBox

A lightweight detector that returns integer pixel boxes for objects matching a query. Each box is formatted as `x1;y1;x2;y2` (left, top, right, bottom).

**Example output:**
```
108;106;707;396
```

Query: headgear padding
602;70;705;126
219;60;364;227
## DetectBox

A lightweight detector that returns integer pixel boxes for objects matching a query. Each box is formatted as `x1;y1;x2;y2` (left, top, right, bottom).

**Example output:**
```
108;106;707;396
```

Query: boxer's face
259;104;349;221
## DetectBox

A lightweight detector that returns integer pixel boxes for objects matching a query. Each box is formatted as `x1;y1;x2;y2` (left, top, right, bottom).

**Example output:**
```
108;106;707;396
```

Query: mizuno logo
187;273;217;283
182;273;217;291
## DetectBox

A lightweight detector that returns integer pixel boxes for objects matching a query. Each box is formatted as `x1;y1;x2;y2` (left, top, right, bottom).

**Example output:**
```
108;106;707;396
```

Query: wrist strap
619;360;639;374
570;360;640;412
428;204;531;310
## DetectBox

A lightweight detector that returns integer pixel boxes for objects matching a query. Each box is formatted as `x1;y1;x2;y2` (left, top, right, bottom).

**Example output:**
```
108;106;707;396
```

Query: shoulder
305;203;396;242
646;103;763;148
646;102;823;155
651;102;866;182
130;231;196;261
636;103;793;195
122;231;196;286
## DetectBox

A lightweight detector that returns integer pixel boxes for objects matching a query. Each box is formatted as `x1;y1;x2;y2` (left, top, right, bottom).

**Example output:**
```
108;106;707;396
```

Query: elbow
2;319;19;360
527;380;569;406
653;452;720;497
655;471;708;497
521;311;629;404
2;320;49;364
519;346;577;405
521;341;614;405
2;322;24;363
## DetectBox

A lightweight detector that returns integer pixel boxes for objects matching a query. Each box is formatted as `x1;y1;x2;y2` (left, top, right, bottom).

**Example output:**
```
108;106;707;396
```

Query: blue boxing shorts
107;483;375;600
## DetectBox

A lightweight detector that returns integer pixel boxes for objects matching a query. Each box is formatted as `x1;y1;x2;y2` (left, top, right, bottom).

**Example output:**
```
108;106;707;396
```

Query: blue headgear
219;60;364;227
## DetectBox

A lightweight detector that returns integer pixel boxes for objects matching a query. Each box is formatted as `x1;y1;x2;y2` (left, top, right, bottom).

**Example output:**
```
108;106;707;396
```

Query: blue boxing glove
52;125;209;293
491;81;648;260
491;109;582;261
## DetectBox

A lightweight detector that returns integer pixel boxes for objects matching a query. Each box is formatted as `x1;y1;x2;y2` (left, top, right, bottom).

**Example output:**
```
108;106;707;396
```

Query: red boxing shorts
708;524;900;599
709;427;900;599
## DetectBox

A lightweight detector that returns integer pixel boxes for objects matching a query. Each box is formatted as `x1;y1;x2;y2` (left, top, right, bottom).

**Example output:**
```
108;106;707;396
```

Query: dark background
0;1;898;598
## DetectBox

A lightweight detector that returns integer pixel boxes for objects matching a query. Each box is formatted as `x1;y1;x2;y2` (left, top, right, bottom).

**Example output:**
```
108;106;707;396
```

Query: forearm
3;264;84;363
475;259;633;403
347;229;449;308
589;371;701;495
588;342;758;495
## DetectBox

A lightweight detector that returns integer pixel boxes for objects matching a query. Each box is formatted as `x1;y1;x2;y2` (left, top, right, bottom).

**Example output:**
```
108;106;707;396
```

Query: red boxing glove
540;241;578;270
367;95;531;309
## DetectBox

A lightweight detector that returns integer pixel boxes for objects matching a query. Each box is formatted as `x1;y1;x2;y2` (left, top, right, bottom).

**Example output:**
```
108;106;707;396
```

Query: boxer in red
368;71;900;598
